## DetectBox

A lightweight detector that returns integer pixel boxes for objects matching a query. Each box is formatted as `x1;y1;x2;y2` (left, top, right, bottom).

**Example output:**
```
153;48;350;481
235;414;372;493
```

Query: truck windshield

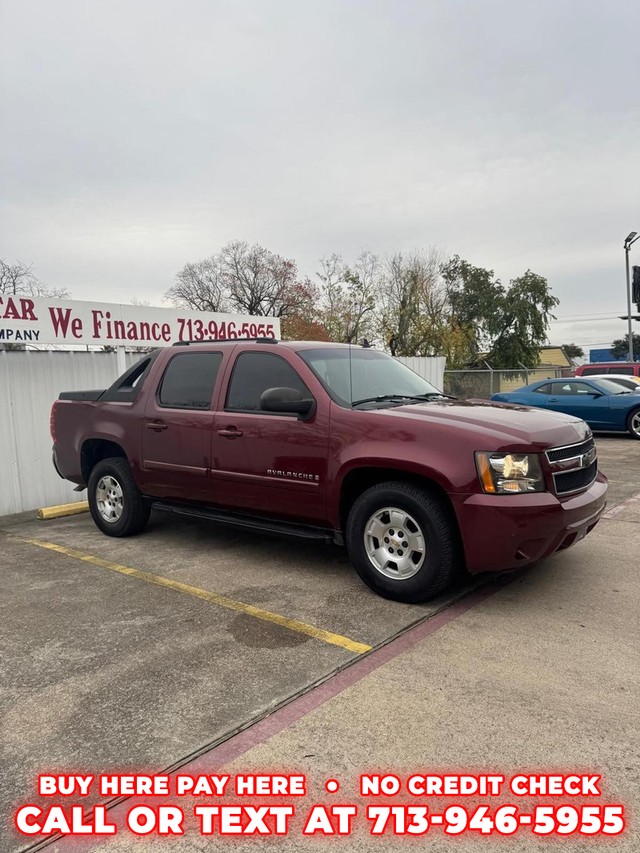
590;378;632;395
298;347;443;408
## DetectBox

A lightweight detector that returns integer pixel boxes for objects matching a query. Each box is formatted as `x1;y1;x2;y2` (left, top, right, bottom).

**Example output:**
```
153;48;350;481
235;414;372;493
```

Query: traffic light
633;265;640;311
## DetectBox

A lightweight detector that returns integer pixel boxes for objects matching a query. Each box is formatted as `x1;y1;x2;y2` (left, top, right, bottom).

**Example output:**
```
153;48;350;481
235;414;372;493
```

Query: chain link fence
444;367;565;400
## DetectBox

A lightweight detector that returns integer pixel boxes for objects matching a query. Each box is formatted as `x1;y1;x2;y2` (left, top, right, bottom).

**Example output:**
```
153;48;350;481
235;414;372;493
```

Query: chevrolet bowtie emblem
580;448;597;468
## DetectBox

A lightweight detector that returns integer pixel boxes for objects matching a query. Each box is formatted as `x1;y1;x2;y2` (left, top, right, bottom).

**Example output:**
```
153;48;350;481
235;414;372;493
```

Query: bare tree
379;250;447;356
0;258;70;350
167;241;314;321
219;240;304;317
317;251;380;343
0;258;69;298
165;257;228;312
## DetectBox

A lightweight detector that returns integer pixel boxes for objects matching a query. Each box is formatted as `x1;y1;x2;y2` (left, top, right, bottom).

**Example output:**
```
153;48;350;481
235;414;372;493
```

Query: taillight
50;401;59;443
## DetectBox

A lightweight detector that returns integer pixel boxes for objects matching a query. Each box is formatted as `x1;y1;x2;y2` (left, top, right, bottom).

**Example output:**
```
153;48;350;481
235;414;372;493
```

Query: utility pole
624;232;640;361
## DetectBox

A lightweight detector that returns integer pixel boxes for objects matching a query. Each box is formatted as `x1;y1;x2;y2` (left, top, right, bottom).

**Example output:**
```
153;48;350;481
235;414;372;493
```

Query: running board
152;501;338;543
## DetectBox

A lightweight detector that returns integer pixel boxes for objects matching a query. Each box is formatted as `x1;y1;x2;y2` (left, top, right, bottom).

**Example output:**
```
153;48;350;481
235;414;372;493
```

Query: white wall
395;356;446;390
0;351;138;516
0;351;446;516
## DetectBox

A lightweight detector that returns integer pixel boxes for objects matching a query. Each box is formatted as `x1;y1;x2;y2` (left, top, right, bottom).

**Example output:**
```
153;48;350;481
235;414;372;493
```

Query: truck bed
58;390;106;401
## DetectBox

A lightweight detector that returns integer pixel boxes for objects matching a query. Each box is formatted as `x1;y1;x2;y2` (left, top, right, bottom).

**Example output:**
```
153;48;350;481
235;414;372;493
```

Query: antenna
349;339;354;406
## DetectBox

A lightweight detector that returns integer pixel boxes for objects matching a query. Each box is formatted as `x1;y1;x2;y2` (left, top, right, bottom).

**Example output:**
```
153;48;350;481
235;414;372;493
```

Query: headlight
475;451;545;494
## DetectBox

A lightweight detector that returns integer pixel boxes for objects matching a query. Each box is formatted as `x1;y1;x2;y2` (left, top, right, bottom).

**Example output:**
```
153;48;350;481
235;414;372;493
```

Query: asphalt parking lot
1;435;639;852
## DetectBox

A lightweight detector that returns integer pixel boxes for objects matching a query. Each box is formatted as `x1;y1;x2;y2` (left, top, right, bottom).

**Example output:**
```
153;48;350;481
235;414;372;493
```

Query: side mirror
260;387;314;416
590;392;603;398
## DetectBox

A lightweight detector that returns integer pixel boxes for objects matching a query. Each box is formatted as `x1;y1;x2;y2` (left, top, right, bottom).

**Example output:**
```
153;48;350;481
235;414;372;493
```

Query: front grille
546;437;595;463
554;461;598;495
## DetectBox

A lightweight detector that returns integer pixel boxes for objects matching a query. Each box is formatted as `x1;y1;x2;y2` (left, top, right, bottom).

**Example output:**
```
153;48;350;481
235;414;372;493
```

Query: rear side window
101;352;160;402
533;383;552;394
158;352;222;409
580;367;601;376
226;352;310;412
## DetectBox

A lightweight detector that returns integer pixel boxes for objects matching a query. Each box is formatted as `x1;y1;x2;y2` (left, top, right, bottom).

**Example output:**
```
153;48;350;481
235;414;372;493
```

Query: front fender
328;446;478;529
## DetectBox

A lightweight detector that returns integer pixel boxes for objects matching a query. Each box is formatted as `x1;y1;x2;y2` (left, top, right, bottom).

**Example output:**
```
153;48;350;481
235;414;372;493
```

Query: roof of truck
173;339;366;351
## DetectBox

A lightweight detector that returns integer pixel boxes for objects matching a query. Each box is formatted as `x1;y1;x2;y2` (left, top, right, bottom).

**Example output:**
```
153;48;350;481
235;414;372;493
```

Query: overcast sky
1;0;639;354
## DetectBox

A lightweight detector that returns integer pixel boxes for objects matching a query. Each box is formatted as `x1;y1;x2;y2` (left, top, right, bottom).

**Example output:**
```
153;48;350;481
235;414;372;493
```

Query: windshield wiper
412;392;457;400
351;392;454;407
351;394;410;407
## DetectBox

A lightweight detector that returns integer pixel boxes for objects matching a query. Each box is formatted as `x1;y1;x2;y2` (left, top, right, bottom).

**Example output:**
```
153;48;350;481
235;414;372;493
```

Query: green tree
611;334;640;360
485;271;559;368
563;343;584;360
441;257;559;369
440;256;503;365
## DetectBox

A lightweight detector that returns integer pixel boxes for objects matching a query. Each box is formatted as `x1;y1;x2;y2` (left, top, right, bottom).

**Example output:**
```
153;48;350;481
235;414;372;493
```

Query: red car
576;362;640;378
51;340;607;602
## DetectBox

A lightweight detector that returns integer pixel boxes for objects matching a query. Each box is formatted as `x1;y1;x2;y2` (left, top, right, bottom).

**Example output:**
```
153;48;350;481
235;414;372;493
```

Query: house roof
537;345;572;368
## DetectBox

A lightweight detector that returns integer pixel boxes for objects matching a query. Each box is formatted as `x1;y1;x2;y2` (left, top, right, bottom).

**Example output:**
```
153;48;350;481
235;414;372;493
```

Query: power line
549;342;615;348
552;310;623;318
550;317;627;324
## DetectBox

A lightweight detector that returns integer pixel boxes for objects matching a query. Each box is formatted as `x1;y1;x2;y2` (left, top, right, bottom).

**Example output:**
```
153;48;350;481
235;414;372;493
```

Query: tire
87;457;150;537
627;408;640;440
345;481;459;603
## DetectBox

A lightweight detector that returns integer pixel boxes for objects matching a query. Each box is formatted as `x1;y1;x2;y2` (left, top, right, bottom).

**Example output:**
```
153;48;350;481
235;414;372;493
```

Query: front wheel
627;408;640;440
87;457;150;537
345;481;459;603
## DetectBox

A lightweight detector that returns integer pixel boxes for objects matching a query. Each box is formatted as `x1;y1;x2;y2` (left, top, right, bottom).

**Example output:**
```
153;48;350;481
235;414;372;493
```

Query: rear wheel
345;481;459;603
87;457;150;537
627;408;640;440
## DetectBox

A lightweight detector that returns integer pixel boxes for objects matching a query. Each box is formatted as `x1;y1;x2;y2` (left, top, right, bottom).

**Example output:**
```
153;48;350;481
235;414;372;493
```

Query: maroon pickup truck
51;340;608;602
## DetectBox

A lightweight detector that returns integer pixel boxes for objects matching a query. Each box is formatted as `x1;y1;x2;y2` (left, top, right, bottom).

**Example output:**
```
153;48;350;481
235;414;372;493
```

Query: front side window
158;352;222;409
298;347;442;407
226;352;310;412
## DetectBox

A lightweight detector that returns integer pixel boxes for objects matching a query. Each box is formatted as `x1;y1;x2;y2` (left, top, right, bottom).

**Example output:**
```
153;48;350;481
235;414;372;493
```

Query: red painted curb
602;488;640;519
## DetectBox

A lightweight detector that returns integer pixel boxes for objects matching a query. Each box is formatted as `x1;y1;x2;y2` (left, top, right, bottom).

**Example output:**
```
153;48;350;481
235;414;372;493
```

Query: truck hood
372;399;591;450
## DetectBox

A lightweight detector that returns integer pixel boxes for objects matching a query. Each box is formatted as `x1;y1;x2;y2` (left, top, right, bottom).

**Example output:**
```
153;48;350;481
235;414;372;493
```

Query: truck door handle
217;427;243;438
146;421;168;431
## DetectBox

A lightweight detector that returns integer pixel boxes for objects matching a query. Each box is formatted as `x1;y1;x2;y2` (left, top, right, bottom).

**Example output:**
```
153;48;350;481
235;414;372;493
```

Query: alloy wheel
363;506;426;580
96;475;124;523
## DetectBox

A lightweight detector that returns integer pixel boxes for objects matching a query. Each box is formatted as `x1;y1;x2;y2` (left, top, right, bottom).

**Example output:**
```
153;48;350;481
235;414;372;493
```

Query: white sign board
0;295;280;347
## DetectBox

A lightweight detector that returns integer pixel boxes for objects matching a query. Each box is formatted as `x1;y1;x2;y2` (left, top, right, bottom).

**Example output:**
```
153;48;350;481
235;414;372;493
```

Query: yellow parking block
37;501;89;520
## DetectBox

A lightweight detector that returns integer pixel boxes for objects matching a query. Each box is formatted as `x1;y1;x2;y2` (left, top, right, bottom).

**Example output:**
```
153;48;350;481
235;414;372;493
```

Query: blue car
492;377;640;439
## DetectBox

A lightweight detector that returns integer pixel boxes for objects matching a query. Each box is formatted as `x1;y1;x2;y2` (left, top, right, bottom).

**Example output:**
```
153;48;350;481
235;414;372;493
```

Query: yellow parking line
17;537;372;655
